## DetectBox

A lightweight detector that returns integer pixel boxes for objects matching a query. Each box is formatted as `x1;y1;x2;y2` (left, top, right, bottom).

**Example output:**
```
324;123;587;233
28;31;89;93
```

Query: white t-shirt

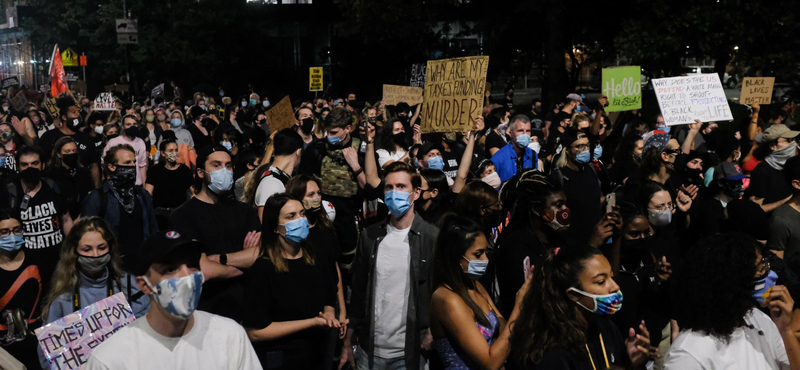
373;223;411;358
254;166;286;207
376;149;406;168
86;310;262;370
663;308;789;370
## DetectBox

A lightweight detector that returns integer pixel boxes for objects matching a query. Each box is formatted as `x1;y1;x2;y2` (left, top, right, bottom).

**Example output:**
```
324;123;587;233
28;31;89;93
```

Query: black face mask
20;167;41;183
683;168;704;186
106;134;119;141
62;153;79;168
68;115;84;130
398;115;409;122
533;106;542;114
301;117;315;135
124;126;139;138
316;103;324;109
392;133;407;147
722;180;745;200
621;237;651;253
110;165;136;189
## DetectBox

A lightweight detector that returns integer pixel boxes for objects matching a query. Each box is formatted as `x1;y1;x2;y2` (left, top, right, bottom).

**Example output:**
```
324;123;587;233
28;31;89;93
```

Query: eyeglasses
649;202;675;213
0;227;23;237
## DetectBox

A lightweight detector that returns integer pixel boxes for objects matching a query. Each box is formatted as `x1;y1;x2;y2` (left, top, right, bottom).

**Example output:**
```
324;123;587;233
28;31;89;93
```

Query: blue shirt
491;143;537;183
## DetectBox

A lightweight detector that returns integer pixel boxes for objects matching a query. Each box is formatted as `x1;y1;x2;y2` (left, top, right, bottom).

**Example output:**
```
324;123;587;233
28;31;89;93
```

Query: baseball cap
566;93;583;103
195;144;231;169
762;124;800;142
418;141;444;158
714;161;746;181
133;230;207;276
642;130;671;153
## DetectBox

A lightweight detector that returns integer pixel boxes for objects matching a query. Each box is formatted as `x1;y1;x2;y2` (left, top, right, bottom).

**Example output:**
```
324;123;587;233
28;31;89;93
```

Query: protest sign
309;67;323;92
93;92;116;111
10;91;28;112
43;98;60;120
35;293;136;370
410;63;427;88
382;85;423;106
421;56;489;133
265;96;295;132
2;76;19;89
602;66;642;112
652;74;733;126
151;83;165;98
739;77;775;105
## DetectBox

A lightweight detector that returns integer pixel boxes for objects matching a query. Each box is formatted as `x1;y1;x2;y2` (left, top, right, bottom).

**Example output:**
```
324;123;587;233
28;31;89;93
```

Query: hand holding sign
652;74;733;125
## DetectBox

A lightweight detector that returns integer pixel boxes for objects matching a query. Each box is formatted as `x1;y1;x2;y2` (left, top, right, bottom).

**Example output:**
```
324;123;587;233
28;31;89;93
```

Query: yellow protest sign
61;48;79;67
382;85;423;106
309;67;323;92
421;56;489;133
265;96;295;132
740;77;775;105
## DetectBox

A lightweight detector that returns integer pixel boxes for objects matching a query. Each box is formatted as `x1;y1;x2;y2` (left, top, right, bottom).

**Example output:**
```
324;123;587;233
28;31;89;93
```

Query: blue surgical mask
144;272;204;320
593;145;603;160
515;134;531;148
754;270;779;307
250;99;258;106
327;134;341;146
659;125;670;134
0;234;24;252
427;156;444;171
281;217;310;243
262;100;270;108
575;150;591;164
206;168;234;193
384;190;412;218
221;141;233;151
170;118;182;127
462;256;488;279
219;91;225;97
241;101;248;107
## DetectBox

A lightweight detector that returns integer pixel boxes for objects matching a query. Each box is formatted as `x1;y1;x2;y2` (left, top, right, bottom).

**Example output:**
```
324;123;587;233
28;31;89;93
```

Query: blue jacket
490;143;537;183
38;268;150;368
81;182;158;240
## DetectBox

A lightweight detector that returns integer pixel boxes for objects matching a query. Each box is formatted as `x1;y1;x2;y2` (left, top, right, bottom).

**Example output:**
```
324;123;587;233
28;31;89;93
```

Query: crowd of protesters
0;83;799;370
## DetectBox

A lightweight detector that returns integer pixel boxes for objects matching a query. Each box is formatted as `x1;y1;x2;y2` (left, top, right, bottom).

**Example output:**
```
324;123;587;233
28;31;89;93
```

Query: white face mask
528;141;541;153
143;272;204;320
481;172;502;190
94;126;104;134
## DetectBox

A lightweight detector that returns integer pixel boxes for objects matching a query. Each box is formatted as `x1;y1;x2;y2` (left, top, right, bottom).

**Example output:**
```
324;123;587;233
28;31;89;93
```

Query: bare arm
144;183;154;195
409;104;422;126
208;248;260;270
452;116;484;194
200;253;243;281
363;127;382;189
750;195;792;213
682;119;702;155
61;213;74;236
246;318;321;342
748;104;761;141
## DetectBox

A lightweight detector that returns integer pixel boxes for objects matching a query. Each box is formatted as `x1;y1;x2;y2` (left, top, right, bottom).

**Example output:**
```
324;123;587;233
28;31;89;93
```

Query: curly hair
500;169;561;228
672;233;758;341
510;245;603;366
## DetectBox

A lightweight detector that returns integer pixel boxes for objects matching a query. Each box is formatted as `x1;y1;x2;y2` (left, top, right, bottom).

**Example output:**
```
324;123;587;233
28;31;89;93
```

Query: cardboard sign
740;77;775;105
264;96;295;132
652;74;733;125
35;293;136;370
43;98;60;120
420;56;489;133
2;76;19;89
309;67;323;92
602;66;642;112
382;85;423;106
93;92;116;111
410;63;427;88
10;91;28;112
151;83;165;98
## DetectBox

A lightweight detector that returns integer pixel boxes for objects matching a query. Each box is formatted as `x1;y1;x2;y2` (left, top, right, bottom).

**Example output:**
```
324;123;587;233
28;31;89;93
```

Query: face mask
543;207;571;231
515;134;531;148
262;100;270;108
575;150;591;164
1;106;8;112
528;142;541;153
462;256;488;279
648;208;672;227
20;167;41;183
753;270;779;307
722;180;745;200
106;134;119;140
385;190;412;218
145;115;155;122
94;125;104;134
157;115;166;121
0;156;6;168
481;172;501;190
327;133;341;146
658;125;670;134
206;168;233;193
170;118;182;127
221;141;233;151
303;198;321;210
301;118;315;135
124;126;138;138
241;101;248;107
568;287;623;315
593;145;603;160
683;168;704;186
621;237;650;253
219;91;225;97
280;217;310;243
250;99;258;106
68;116;83;129
62;153;79;168
392;133;407;147
533;106;542;114
77;253;111;275
144;272;204;320
165;153;179;163
0;131;12;142
110;165;136;189
0;234;24;252
427;156;444;171
766;142;798;170
368;117;378;125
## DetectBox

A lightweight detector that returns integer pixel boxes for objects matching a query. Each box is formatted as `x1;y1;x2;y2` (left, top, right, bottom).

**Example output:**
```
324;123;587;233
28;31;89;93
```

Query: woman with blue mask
431;216;532;370
243;193;341;370
0;209;48;369
37;217;150;368
163;110;195;149
510;245;652;369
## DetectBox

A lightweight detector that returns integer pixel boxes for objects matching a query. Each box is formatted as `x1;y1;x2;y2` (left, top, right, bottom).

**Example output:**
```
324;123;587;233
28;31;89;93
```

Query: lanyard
584;333;609;370
73;275;115;312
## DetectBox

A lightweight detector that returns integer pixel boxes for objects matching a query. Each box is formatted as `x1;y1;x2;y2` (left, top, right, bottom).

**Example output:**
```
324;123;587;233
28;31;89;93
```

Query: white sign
115;19;138;34
117;33;138;45
93;92;117;111
151;83;165;98
652;73;733;126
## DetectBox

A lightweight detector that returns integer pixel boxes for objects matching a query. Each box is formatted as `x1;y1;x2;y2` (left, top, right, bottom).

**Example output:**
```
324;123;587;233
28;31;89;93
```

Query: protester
375;118;408;169
233;149;261;202
144;139;193;228
768;155;800;271
253;129;304;219
46;136;94;219
86;230;262;370
40;97;101;186
491;115;537;183
102;114;149;185
164;109;195;148
748;123;798;212
417;169;453;227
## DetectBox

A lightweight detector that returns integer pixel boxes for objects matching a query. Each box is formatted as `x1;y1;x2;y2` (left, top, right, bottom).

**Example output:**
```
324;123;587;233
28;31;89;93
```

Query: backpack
6;178;62;210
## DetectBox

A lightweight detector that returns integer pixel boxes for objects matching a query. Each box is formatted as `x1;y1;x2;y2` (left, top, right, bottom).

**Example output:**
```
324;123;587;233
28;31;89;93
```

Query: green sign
602;66;642;112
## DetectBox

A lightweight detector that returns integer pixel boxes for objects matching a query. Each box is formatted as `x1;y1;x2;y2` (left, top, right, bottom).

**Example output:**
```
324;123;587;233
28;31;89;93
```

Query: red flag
49;44;68;97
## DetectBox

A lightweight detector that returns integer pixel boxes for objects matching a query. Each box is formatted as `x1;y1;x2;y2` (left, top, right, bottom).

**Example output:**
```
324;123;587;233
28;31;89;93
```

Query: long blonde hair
41;217;125;320
242;162;273;205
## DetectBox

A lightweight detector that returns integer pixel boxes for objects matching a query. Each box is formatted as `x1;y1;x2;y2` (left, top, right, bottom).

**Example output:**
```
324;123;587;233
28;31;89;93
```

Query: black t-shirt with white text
145;164;193;209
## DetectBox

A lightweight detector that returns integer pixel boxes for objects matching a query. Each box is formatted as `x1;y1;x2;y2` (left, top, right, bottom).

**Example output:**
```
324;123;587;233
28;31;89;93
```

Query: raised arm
681;119;702;155
452;116;484;194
